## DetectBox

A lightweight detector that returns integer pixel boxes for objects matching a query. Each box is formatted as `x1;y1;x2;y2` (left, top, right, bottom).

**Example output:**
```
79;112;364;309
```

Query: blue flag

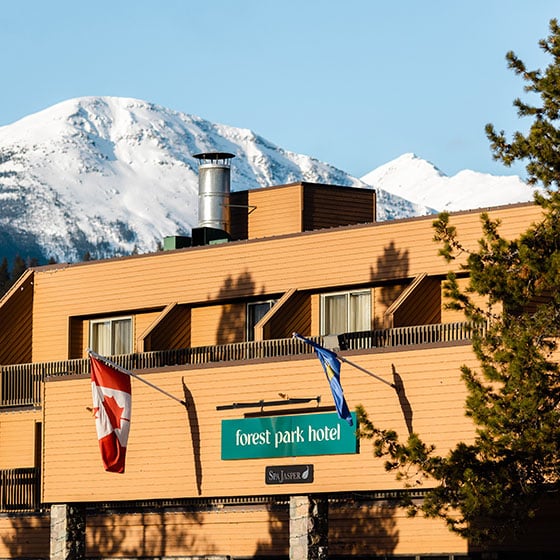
294;333;353;426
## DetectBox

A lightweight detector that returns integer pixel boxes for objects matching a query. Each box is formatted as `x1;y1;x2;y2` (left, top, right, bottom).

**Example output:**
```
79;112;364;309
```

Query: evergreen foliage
486;18;560;190
0;257;9;295
359;19;560;543
0;255;45;298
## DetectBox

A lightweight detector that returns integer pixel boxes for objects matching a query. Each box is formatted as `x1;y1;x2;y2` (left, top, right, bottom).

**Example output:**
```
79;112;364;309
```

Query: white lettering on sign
308;423;340;442
274;426;304;448
235;428;271;446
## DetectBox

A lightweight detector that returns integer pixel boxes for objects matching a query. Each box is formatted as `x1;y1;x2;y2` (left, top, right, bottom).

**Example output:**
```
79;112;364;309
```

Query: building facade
0;177;558;559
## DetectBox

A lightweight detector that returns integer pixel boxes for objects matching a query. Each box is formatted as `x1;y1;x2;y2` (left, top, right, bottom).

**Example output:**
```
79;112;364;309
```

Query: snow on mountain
361;153;535;212
0;98;532;265
0;96;430;263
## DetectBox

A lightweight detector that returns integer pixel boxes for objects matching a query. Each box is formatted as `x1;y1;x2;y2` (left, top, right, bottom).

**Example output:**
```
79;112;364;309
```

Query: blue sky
0;1;557;179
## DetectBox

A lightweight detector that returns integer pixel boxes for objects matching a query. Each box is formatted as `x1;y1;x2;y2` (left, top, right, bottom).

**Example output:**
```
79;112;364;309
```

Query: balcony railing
0;468;40;512
1;321;477;408
341;321;477;350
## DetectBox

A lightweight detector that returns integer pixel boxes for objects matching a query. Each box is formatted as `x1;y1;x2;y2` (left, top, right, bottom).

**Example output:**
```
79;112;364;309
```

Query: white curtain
323;291;371;335
350;291;371;332
91;320;112;355
91;318;132;355
323;294;347;335
112;318;132;355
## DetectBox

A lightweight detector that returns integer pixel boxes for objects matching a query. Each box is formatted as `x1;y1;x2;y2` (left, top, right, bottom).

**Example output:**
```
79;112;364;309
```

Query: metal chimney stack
194;152;235;232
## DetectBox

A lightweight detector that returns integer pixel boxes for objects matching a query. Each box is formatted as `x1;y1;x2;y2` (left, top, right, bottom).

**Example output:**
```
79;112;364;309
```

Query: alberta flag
90;353;132;473
294;333;353;426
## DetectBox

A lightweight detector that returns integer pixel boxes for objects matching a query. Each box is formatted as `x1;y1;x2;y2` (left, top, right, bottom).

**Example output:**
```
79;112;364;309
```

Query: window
321;290;371;335
246;300;276;341
90;316;133;355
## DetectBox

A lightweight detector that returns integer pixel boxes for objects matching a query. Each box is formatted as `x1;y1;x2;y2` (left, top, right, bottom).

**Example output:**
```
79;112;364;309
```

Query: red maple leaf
102;395;128;429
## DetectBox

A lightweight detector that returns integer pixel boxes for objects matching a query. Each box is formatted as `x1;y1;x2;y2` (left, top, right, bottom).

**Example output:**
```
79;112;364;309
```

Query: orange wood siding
0;515;49;559
440;276;501;324
6;497;560;559
29;203;542;363
141;303;191;351
85;501;468;558
0;410;41;468
42;344;477;503
302;183;375;231
134;310;163;351
230;183;375;241
329;501;466;555
191;302;246;346
373;284;408;329
246;185;302;239
386;274;441;328
259;289;311;340
0;271;33;365
87;508;290;558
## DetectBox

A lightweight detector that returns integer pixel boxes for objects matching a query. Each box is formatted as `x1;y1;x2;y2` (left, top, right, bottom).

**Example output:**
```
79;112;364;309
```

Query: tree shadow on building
216;271;264;345
253;497;400;558
3;506;212;559
87;508;212;558
1;514;50;559
372;240;410;327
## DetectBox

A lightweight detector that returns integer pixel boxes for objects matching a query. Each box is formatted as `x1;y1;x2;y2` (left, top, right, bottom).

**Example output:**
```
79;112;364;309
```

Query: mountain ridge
360;152;535;211
0;96;532;265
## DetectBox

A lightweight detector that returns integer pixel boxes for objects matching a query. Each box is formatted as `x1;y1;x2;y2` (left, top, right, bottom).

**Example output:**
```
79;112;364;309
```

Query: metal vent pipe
194;152;235;232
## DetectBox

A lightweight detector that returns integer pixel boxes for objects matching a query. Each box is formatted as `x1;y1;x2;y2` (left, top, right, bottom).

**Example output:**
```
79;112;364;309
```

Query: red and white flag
90;355;131;473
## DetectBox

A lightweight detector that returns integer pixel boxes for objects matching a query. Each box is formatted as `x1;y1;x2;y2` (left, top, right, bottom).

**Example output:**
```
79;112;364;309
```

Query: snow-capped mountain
0;97;531;265
0;96;431;264
361;153;535;211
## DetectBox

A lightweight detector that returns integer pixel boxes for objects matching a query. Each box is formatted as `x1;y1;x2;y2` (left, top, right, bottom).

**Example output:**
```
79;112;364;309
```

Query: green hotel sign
221;412;358;460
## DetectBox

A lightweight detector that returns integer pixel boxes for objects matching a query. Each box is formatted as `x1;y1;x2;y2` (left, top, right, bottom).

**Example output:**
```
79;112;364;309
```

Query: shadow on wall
253;499;400;557
216;271;263;345
2;509;214;559
182;377;203;495
372;240;410;327
87;509;213;558
392;364;414;435
1;515;50;559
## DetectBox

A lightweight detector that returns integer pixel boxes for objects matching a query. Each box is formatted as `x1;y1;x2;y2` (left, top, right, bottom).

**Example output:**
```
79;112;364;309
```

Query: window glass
91;320;112;355
90;317;132;355
349;291;371;332
112;318;132;355
247;301;276;341
323;293;346;335
321;290;371;335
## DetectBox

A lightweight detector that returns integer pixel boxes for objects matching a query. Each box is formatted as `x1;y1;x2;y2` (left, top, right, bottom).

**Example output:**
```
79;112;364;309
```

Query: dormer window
89;316;133;356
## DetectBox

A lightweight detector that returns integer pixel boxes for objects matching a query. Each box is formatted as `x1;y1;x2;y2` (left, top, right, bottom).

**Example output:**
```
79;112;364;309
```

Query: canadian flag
90;355;131;473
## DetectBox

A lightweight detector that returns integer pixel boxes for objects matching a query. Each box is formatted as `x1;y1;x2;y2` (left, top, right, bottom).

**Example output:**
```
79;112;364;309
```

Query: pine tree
10;254;27;286
485;18;560;191
0;256;10;297
359;19;560;543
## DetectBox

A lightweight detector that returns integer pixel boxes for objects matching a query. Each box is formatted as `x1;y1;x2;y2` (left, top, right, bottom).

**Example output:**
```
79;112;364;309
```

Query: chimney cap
194;152;235;162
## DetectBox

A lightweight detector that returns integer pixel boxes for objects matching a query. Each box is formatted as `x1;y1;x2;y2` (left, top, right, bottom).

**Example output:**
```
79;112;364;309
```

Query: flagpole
337;355;396;389
88;349;187;407
293;333;396;390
